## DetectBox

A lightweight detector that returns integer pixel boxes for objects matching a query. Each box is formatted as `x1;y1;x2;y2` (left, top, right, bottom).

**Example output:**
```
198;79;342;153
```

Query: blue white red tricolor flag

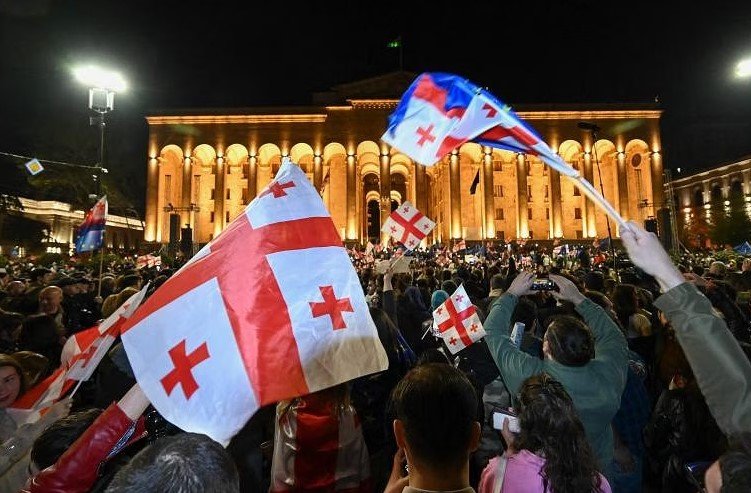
75;196;108;253
383;73;626;226
121;158;388;445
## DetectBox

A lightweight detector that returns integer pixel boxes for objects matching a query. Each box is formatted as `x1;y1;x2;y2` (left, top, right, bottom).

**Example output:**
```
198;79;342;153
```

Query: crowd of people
0;221;749;492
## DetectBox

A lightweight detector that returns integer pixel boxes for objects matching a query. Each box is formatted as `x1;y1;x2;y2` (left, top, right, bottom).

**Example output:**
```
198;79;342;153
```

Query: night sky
1;0;750;214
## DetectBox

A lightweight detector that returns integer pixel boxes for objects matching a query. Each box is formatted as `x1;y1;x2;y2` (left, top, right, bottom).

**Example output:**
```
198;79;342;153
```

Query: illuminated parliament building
144;73;664;247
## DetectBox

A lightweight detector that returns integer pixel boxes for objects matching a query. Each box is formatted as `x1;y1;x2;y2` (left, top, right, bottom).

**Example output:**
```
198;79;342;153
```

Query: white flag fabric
121;159;388;445
381;201;435;250
432;284;486;354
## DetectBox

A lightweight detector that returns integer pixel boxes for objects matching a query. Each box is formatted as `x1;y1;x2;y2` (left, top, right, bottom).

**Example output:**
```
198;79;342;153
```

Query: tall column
180;155;192;227
650;151;664;212
616;151;629;222
743;170;751;196
549;169;563;238
313;154;323;191
380;153;392;243
583;151;595;237
450;150;462;239
145;156;159;242
213;156;226;238
346;154;357;240
482;149;495;239
247;155;258;200
415;162;427;214
516;153;528;238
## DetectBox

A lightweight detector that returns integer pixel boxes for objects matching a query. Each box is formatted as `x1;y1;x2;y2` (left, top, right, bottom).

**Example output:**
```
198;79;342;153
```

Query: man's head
489;273;505;292
38;286;63;315
31;408;103;472
543;315;595;367
6;280;25;296
709;261;728;278
105;432;239;493
391;363;480;473
30;268;53;285
743;259;751;273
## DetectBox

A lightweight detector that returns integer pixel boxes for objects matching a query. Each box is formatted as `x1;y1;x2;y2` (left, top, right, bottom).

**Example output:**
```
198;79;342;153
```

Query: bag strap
492;454;508;493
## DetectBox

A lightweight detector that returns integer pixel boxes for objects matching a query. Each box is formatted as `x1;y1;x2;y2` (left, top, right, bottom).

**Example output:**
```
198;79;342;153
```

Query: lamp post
73;65;127;199
735;57;751;79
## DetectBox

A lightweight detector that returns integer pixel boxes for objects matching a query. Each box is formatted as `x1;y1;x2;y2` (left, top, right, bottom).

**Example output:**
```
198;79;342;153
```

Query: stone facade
144;73;663;246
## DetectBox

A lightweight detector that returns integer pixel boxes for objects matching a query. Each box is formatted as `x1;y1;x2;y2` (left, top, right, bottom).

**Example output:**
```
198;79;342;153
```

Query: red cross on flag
381;201;435;250
120;159;388;445
8;286;149;426
432;284;486;354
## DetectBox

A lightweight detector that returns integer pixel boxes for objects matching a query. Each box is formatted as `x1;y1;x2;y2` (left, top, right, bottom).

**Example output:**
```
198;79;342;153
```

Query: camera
531;278;556;291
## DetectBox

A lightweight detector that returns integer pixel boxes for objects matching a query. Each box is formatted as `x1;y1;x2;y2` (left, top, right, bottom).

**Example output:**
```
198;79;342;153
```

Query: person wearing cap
18;268;54;315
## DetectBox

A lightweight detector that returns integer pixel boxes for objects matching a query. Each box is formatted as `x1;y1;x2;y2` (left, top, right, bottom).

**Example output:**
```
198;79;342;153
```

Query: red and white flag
271;391;371;493
381;201;435;250
61;286;148;368
7;367;70;425
452;239;466;253
9;287;149;425
121;159;388;445
432;284;485;354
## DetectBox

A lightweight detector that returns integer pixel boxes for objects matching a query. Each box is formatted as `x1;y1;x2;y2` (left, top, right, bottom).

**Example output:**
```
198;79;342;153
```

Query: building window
164;175;172;203
496;230;505;240
494;185;504;197
495;208;504;220
573;187;581;196
544;185;549;200
543;165;548;175
242;188;249;204
226;188;231;200
574;207;582;219
576;230;583;239
210;188;216;200
210;211;215;223
529;230;534;239
546;208;550;220
528;208;533;220
527;185;532;200
226;211;230;223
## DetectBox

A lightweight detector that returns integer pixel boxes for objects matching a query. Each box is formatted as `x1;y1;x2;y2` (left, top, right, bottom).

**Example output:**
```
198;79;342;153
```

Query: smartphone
492;410;521;433
510;322;524;347
531;278;556;291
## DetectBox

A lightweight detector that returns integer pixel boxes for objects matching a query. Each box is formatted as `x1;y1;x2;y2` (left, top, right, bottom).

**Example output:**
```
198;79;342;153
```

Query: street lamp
735;57;751;79
72;65;127;199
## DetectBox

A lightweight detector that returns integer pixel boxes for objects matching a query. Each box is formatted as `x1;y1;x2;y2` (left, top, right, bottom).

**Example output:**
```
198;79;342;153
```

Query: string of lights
0;150;100;170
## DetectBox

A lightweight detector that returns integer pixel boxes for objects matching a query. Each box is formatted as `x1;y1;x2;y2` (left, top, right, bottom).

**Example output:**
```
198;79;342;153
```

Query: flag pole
97;234;105;298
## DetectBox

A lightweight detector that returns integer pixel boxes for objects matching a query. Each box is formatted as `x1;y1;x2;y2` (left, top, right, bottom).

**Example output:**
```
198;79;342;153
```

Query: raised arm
484;272;543;393
621;221;751;435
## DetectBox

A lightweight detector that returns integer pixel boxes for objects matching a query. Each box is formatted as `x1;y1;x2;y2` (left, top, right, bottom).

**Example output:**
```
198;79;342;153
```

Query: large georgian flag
432;284;485;354
121;159;389;445
381;201;435;250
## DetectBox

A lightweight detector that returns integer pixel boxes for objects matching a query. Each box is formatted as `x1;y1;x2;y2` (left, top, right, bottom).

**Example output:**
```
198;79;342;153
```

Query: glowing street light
72;64;127;198
735;58;751;79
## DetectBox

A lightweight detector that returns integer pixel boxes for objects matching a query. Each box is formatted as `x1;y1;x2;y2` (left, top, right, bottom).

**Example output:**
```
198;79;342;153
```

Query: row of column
442;150;661;240
145;149;664;243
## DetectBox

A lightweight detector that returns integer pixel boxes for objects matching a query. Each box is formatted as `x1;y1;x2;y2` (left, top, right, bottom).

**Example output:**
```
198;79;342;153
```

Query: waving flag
432;284;485;354
8;286;150;426
121;159;388;445
383;73;626;227
75;196;108;253
381;201;435;250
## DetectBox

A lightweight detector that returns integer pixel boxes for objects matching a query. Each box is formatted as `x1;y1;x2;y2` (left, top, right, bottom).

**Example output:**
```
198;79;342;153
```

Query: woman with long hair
479;373;611;493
